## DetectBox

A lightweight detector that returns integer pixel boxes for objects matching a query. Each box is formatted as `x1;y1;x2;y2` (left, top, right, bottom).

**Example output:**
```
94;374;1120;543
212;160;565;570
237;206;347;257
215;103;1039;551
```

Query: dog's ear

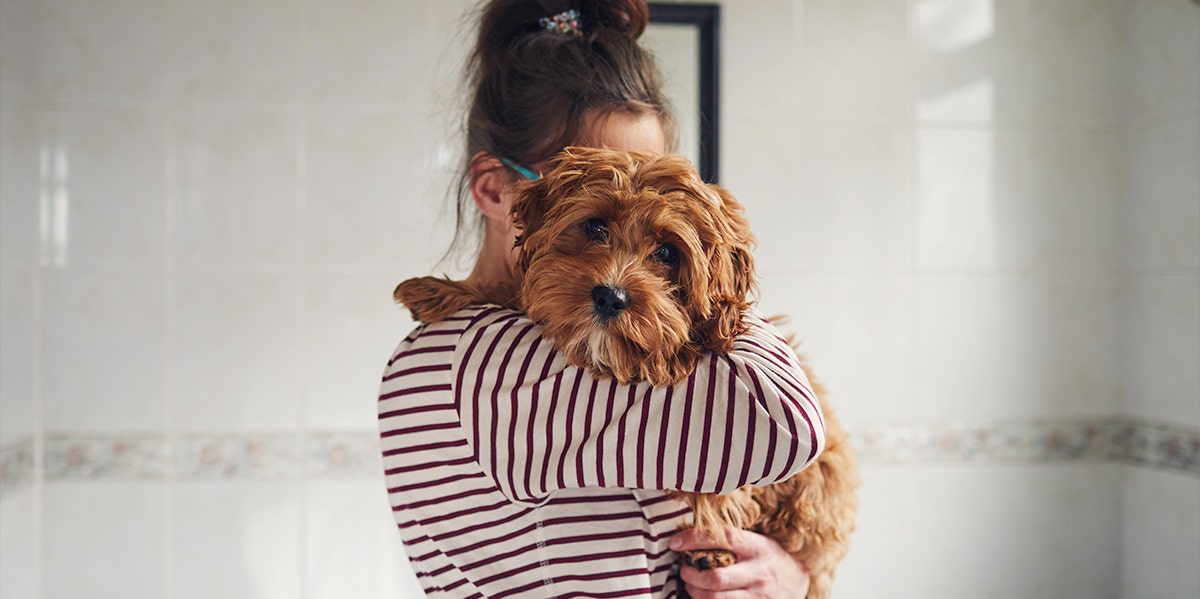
696;185;757;354
510;179;549;246
631;154;757;354
393;277;483;323
511;147;598;272
714;185;757;301
510;178;554;275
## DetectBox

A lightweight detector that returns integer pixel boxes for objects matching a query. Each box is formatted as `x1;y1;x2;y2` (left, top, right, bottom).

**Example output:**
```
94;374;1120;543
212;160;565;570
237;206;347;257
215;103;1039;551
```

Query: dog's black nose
591;285;629;321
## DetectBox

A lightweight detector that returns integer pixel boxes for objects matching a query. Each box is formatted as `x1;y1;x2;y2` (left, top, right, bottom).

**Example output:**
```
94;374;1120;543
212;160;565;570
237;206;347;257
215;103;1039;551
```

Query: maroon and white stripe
379;306;824;597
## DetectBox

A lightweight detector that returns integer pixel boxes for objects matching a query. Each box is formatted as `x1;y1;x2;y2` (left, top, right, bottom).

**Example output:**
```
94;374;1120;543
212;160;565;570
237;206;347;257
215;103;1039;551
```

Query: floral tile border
1;419;1196;494
35;432;382;482
43;435;172;480
853;419;1198;475
0;438;35;497
1126;422;1200;474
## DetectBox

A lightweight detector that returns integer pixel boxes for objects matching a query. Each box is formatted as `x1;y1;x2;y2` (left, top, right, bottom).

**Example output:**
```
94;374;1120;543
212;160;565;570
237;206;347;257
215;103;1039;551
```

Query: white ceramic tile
829;463;922;597
424;0;476;31
1121;466;1200;599
41;270;168;433
1026;0;1124;128
172;273;302;432
42;480;168;599
301;273;415;430
1122;273;1200;427
304;480;423;599
723;115;801;275
757;272;916;429
0;0;37;92
915;126;1031;271
1124;115;1200;271
173;481;301;599
0;271;36;445
1025;128;1123;269
0;486;37;599
835;463;1120;598
797;121;914;270
1034;274;1124;417
1125;0;1200;121
42;108;168;269
751;267;825;338
409;123;468;273
800;0;913;122
173;110;300;268
720;112;802;198
301;0;430;108
0;89;39;269
916;273;1122;421
377;2;479;274
722;0;797;117
37;0;170;104
170;0;301;105
419;2;474;137
301;112;444;268
913;0;1031;124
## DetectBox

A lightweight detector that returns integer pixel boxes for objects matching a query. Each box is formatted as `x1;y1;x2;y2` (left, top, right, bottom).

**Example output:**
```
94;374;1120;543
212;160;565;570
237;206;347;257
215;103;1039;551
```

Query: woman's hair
448;0;675;260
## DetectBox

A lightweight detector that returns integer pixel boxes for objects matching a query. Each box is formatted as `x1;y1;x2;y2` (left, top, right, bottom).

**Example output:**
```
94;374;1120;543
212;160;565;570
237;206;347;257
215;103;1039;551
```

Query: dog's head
511;146;757;385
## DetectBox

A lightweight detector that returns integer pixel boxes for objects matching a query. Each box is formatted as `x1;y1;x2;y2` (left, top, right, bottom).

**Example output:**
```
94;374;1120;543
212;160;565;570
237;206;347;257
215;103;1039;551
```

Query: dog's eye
584;218;609;242
652;243;678;265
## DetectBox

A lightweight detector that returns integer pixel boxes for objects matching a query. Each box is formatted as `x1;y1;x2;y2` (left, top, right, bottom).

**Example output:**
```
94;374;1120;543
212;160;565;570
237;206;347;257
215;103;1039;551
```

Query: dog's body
396;147;857;598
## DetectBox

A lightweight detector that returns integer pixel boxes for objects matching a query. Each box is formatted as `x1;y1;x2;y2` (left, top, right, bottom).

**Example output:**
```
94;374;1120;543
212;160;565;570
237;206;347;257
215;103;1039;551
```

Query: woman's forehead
580;111;667;156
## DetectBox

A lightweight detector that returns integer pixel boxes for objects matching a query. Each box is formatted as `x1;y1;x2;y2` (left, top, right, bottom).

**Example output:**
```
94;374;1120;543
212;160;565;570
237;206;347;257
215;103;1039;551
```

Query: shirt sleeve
453;306;826;507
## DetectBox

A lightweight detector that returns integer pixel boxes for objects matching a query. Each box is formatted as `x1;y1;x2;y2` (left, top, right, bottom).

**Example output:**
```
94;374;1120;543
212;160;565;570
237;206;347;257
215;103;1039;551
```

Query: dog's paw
681;549;737;570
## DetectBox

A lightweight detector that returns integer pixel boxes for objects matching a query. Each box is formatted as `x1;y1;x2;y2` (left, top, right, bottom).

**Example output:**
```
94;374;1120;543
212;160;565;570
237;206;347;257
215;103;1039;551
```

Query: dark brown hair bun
476;1;649;69
578;0;650;40
448;0;671;259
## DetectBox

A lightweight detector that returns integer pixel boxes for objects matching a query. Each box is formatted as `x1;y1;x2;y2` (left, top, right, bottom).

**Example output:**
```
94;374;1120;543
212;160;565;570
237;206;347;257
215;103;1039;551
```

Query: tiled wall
1119;0;1200;596
1;0;1197;598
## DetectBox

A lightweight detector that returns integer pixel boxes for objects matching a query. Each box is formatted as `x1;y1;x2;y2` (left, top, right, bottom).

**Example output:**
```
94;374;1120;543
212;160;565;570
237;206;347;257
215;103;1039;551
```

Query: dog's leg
394;277;516;323
671;488;761;571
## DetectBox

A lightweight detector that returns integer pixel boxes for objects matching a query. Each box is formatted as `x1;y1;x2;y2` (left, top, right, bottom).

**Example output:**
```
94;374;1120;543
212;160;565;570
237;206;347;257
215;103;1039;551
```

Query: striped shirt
379;305;825;598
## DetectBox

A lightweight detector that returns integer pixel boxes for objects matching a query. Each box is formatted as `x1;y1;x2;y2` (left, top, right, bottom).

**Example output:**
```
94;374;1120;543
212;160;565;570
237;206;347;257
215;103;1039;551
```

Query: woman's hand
670;528;810;599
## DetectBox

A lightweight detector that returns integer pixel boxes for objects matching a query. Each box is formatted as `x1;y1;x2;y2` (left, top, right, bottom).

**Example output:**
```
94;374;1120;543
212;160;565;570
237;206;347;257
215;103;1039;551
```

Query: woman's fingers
671;527;810;599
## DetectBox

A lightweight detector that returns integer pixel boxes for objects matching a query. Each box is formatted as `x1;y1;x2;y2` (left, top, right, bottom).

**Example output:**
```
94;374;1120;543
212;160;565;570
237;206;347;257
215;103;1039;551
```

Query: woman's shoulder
383;305;524;377
458;303;528;327
401;304;531;345
444;304;535;337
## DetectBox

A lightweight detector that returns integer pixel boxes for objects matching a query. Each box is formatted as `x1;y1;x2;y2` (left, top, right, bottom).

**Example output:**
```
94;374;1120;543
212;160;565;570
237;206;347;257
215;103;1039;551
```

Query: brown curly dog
395;146;858;598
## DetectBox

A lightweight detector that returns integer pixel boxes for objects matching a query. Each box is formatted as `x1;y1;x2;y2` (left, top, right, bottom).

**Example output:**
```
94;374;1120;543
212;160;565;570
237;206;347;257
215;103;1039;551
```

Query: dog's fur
395;147;858;598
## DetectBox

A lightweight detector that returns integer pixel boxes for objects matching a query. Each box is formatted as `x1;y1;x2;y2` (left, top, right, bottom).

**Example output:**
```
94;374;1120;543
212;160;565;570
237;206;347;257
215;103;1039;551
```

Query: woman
380;2;822;596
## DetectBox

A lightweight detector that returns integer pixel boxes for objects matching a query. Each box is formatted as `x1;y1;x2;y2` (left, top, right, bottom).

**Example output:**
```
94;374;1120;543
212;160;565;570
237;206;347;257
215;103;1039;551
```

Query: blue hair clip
500;157;541;181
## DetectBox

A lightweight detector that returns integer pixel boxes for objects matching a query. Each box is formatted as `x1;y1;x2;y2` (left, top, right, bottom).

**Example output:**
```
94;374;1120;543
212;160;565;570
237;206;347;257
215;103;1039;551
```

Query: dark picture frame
647;3;721;183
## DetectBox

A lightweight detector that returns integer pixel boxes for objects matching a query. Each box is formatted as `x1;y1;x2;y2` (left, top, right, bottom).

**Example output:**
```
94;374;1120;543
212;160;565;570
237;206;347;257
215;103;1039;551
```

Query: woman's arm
453;306;825;505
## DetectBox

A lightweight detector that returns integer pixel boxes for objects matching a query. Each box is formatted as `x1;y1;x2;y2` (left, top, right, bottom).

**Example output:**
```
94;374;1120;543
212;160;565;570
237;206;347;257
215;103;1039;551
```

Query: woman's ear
469;151;514;225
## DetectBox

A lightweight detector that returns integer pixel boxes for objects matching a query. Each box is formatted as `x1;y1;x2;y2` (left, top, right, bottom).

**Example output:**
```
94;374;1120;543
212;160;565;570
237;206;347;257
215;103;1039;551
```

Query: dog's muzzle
591;285;630;322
